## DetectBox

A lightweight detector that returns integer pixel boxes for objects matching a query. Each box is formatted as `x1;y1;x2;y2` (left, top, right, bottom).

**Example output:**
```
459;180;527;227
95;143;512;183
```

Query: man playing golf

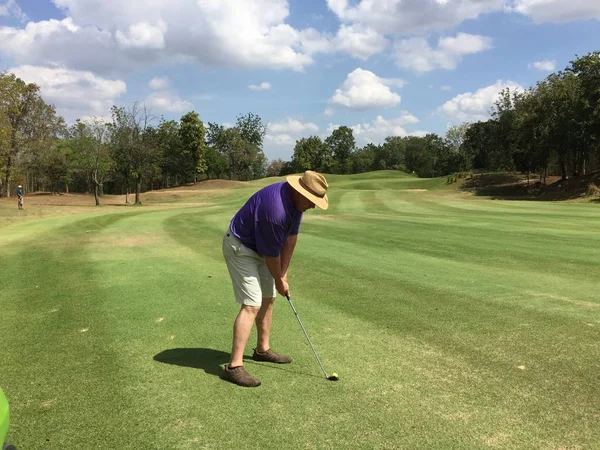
221;170;329;387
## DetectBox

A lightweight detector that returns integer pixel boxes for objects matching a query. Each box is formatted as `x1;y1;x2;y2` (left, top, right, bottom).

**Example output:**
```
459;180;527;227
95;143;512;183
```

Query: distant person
16;185;23;210
221;170;329;387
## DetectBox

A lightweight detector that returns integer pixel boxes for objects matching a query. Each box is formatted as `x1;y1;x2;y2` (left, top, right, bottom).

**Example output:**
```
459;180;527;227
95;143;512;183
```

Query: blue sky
0;0;599;160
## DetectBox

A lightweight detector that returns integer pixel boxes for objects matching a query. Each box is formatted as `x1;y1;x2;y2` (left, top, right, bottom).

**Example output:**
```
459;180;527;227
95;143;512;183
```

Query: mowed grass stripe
1;171;599;450
73;207;472;449
289;232;599;448
0;212;171;449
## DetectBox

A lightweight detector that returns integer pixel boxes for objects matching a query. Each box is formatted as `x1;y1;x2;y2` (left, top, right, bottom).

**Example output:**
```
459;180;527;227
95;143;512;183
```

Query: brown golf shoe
221;365;261;387
252;348;293;364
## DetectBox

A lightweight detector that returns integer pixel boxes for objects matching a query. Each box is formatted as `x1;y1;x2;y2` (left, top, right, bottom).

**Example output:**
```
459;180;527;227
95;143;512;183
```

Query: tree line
462;52;599;182
1;51;598;204
273;51;599;183
0;71;269;203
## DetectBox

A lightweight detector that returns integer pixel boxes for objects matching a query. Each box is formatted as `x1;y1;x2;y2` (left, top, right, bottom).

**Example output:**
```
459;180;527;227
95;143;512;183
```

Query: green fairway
1;171;599;449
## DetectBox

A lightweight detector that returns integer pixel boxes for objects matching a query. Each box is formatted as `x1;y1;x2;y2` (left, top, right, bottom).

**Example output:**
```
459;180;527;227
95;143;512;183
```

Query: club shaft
286;296;329;378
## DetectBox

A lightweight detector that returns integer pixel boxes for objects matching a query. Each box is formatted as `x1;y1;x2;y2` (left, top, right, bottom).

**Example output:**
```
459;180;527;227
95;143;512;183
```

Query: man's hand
276;278;290;298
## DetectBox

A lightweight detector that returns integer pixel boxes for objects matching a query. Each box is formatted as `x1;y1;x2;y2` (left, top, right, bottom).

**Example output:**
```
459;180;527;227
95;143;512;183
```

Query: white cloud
509;0;600;23
115;21;167;49
333;25;388;60
0;0;321;74
249;82;272;91
531;59;556;71
145;90;193;113
327;0;504;35
325;0;600;53
437;80;524;123
266;118;319;149
9;65;126;122
324;107;334;117
329;68;403;110
0;0;26;20
0;18;139;75
298;28;334;55
268;118;319;134
149;76;169;90
265;133;295;146
394;33;493;72
327;112;425;145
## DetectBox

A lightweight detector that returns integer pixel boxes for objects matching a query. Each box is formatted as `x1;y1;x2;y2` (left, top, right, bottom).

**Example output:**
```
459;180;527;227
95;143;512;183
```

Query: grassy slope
0;171;599;449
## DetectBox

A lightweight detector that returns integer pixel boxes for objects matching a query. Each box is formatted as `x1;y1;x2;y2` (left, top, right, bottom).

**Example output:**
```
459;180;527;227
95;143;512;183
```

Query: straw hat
287;170;329;210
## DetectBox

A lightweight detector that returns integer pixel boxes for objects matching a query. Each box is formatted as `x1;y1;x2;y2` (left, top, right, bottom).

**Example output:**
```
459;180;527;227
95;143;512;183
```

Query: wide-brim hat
287;170;329;210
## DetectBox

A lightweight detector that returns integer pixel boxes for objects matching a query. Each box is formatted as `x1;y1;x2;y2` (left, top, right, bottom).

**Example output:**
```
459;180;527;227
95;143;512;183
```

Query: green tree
463;120;500;171
490;87;519;171
204;146;228;179
291;136;332;173
325;126;355;174
70;118;112;205
404;136;431;176
179;111;206;183
0;73;52;197
107;105;135;203
350;144;376;173
219;127;258;181
567;52;600;176
382;137;406;170
156;120;182;187
39;140;72;194
236;112;267;149
445;123;470;153
266;159;285;177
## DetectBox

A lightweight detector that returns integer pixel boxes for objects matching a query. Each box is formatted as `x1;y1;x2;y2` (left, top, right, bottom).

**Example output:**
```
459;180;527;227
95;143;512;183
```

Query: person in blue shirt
16;185;23;210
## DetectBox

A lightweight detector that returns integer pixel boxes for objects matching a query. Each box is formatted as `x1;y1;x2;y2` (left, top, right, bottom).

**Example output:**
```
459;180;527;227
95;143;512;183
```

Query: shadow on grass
154;348;229;377
154;347;322;380
460;172;600;201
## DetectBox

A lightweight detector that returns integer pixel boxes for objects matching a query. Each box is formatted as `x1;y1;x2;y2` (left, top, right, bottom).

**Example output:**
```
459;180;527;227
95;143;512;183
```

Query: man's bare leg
229;304;260;368
256;297;275;352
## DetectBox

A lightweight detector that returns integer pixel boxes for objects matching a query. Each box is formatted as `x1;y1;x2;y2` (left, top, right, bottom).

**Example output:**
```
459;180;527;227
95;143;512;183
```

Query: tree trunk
3;154;12;198
66;183;69;194
527;171;530;187
125;187;129;204
560;158;567;181
135;174;142;205
93;171;100;206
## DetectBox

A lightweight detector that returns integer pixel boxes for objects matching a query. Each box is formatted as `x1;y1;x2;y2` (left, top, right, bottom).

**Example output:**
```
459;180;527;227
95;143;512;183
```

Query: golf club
285;295;339;381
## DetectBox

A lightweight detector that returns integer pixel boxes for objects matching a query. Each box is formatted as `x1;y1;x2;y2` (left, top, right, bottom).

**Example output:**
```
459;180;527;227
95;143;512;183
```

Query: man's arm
280;234;297;281
264;255;289;297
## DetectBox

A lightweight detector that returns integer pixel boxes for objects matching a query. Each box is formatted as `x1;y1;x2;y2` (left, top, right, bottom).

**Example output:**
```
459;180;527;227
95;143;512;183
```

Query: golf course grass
0;171;599;449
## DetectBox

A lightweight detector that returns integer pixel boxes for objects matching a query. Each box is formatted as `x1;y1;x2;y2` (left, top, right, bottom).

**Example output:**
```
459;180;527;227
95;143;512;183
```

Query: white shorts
222;231;276;307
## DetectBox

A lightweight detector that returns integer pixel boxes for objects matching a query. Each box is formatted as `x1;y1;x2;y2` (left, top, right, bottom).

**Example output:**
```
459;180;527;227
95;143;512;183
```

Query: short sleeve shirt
229;182;303;257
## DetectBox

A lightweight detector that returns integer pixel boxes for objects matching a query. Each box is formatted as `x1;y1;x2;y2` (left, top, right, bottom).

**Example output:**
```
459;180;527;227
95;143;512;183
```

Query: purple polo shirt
229;182;302;257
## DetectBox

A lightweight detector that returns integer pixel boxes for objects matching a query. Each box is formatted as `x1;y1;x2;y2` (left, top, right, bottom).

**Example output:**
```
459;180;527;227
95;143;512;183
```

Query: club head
327;373;339;381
